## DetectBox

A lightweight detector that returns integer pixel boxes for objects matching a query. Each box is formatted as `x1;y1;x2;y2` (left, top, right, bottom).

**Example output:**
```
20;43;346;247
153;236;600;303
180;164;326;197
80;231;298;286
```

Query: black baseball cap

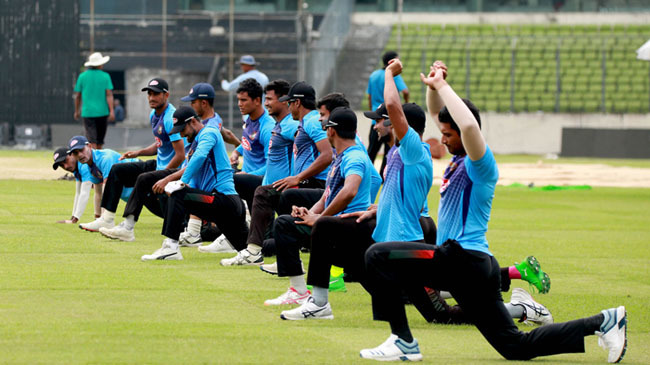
180;82;215;101
141;78;169;93
170;106;198;135
364;104;389;121
323;107;357;133
67;135;89;153
278;81;316;103
52;147;69;170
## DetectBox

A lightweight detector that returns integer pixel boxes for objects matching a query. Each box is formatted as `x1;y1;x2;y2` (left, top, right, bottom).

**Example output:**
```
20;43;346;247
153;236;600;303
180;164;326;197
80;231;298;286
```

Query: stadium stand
382;24;650;113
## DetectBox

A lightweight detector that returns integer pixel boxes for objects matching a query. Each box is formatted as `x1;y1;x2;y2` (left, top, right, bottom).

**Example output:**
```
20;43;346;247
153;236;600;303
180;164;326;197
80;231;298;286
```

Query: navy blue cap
170;106;199;135
180;82;216;102
67;136;89;153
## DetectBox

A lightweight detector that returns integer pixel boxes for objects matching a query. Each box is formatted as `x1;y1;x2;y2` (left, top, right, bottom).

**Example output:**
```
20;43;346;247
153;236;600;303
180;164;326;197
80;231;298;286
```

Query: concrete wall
124;68;207;126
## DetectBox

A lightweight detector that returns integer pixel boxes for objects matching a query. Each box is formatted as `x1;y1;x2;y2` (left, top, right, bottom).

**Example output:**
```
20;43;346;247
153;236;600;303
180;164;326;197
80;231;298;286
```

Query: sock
509;266;522;280
312;286;328;307
166;239;179;250
330;265;344;278
187;218;202;235
247;244;262;255
505;303;525;321
389;323;414;343
101;210;115;224
290;275;308;295
123;215;135;230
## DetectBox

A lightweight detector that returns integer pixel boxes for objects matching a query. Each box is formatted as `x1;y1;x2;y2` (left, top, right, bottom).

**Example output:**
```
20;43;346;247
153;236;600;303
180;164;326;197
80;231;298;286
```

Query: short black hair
264;79;291;97
236;78;263;101
382;51;398;68
300;98;316;110
317;92;349;112
202;98;214;107
438;98;481;135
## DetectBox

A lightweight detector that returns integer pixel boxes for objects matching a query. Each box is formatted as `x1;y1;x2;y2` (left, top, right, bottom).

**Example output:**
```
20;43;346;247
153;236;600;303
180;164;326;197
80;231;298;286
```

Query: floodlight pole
228;0;234;129
89;0;94;53
397;0;403;54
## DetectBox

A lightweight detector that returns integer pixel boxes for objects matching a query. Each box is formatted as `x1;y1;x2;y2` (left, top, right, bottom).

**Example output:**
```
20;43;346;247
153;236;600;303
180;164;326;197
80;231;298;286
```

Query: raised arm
422;61;448;126
422;64;485;161
383;59;409;140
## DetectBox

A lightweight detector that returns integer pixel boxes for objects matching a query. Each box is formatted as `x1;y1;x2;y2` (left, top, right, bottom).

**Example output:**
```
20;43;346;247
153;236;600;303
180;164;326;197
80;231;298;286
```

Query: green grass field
0;165;649;363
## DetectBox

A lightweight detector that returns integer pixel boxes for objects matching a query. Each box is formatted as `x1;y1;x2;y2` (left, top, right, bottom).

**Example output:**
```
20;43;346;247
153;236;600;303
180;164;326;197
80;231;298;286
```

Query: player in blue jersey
78;78;187;234
66;137;138;231
52;146;101;224
366;51;410;176
198;80;297;254
221;81;333;266
229;79;275;211
100;83;233;242
262;107;374;315
359;60;627;363
288;89;434;320
140;107;248;261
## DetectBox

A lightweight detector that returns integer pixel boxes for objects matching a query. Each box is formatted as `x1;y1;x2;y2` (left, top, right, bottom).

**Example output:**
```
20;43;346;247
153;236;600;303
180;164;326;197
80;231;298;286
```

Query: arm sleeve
164;116;182;142
73;181;93;219
394;75;408;92
342;153;366;179
74;74;83;92
105;73;114;90
245;118;274;176
399;127;428;166
236;144;243;154
465;145;499;184
181;130;216;184
223;73;247;92
370;167;382;203
305;119;328;144
282;120;300;140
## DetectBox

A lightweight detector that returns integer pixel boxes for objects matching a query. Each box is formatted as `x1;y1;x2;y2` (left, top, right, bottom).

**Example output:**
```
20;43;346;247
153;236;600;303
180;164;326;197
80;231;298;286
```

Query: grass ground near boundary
0;177;648;364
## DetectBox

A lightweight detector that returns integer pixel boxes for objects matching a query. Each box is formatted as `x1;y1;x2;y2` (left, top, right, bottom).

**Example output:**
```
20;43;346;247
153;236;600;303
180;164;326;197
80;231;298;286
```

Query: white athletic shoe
242;200;251;228
220;248;263;266
280;296;333;320
510;288;553;326
141;239;183;261
260;261;278;275
199;234;236;253
79;218;114;232
596;306;627;363
179;229;202;247
264;287;311;306
99;222;135;242
360;334;423;362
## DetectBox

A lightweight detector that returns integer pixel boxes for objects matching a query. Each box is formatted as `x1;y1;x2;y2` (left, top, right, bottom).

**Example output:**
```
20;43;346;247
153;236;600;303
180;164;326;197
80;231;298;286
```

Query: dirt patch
3;156;650;188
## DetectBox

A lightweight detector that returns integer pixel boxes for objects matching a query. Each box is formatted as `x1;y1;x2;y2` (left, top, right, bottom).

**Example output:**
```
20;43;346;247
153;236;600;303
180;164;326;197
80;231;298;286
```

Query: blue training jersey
262;113;299;185
150;103;188;170
323;144;374;215
293;110;329;181
353;134;382;203
181;126;236;195
373;127;433;243
437;146;498;255
366;70;408;112
73;162;93;182
87;149;138;202
238;109;274;176
186;114;223;188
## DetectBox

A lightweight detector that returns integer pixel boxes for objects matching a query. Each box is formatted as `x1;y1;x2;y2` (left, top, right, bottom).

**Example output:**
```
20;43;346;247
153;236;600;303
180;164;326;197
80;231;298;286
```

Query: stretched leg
233;172;263;213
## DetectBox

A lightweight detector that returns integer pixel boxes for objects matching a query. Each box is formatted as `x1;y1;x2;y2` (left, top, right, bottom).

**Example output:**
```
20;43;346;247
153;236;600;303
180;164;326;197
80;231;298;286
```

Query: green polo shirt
74;69;114;118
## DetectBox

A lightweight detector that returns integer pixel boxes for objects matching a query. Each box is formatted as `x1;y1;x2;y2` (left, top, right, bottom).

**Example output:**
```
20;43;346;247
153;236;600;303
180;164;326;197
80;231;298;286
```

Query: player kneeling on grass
358;60;626;363
67;136;138;227
52;146;101;224
263;107;375;318
141;106;249;261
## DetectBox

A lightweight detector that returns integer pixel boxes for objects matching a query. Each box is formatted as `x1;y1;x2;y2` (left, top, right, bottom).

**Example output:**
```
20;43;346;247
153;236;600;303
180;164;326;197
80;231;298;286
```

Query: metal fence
0;0;80;126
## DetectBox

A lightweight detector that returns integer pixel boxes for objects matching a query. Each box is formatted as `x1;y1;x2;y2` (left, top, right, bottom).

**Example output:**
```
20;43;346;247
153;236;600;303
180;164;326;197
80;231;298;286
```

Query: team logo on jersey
249;131;258;140
323;186;330;201
157;125;164;135
241;137;252;151
293;143;298;157
154;136;162;148
440;178;450;193
268;138;273;151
